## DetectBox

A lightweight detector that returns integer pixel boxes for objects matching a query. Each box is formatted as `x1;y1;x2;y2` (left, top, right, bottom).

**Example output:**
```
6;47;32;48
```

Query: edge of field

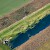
0;0;33;18
0;3;50;41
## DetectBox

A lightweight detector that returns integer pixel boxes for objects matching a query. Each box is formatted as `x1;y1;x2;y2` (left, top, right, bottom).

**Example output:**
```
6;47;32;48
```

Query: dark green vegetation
0;43;10;50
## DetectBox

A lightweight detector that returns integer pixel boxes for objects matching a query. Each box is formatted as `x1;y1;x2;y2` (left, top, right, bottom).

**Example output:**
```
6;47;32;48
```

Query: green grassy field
0;43;10;50
0;0;31;17
0;3;50;41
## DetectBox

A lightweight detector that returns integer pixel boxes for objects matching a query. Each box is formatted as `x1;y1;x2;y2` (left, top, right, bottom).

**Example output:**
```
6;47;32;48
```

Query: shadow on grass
10;14;50;49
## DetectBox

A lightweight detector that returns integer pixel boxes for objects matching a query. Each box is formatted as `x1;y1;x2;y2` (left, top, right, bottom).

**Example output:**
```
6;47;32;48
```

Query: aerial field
0;43;10;50
0;0;31;17
0;3;50;41
0;0;50;50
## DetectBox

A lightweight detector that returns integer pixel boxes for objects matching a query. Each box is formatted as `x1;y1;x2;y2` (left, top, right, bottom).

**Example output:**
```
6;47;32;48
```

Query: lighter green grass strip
0;3;50;40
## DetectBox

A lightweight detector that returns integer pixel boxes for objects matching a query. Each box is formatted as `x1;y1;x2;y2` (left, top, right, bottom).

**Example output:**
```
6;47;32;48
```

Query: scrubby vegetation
0;3;50;41
0;43;10;50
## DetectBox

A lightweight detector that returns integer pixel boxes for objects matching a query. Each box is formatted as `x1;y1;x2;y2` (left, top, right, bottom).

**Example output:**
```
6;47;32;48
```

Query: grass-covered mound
0;3;50;41
0;43;10;50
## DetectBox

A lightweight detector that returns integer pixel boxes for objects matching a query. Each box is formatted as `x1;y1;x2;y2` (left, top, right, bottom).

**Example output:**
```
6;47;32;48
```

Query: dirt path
15;26;50;50
0;0;50;31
